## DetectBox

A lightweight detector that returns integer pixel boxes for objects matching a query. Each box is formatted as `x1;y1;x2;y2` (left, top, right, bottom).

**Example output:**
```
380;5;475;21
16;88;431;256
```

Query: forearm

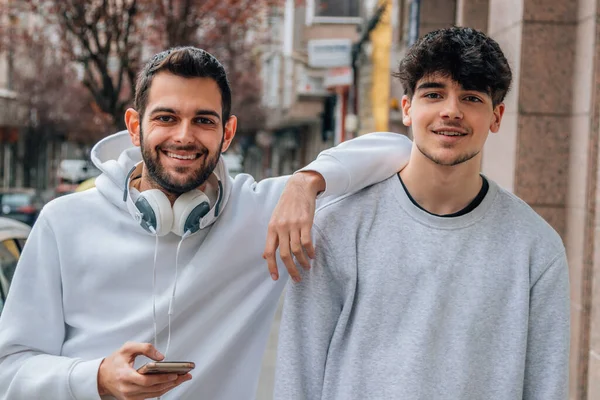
299;132;412;198
290;171;325;196
0;352;103;400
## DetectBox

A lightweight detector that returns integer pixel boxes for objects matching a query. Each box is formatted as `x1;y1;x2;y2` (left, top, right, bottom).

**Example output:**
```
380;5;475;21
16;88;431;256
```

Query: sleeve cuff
296;154;350;198
69;357;104;400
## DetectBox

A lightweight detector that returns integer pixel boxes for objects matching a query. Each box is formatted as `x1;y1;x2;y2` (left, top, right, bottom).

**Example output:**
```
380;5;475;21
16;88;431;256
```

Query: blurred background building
0;0;599;398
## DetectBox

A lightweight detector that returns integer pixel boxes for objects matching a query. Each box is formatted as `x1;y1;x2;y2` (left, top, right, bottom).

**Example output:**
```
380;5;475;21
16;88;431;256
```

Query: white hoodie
0;131;411;400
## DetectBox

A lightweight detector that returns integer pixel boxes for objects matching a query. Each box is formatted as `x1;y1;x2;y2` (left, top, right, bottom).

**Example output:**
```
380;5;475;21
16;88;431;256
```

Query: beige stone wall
481;0;523;191
482;0;600;398
585;0;600;396
569;1;598;398
418;0;457;36
456;0;489;32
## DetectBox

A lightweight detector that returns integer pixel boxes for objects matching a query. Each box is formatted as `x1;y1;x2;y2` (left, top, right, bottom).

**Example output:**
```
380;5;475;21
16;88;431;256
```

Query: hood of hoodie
90;130;232;232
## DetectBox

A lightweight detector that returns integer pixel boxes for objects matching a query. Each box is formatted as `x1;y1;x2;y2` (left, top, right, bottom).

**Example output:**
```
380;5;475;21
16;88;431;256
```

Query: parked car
75;177;96;192
58;159;100;184
0;189;44;226
54;183;79;198
0;217;30;315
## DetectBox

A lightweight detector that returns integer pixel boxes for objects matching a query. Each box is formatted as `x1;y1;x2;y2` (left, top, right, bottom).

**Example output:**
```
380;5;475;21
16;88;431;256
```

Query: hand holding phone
138;361;195;375
97;342;192;398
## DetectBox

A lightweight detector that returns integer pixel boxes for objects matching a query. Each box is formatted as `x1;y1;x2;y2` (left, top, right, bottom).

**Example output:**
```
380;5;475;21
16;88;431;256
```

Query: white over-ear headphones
123;164;221;236
135;189;210;236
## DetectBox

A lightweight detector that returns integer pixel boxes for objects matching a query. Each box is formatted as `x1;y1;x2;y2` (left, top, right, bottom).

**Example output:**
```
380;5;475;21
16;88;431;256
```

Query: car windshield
0;239;20;314
1;194;32;207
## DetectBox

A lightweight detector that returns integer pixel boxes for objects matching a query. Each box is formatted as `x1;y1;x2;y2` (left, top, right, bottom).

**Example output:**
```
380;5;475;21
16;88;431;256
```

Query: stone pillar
418;0;457;37
587;0;600;395
484;0;600;399
570;2;600;399
455;0;489;33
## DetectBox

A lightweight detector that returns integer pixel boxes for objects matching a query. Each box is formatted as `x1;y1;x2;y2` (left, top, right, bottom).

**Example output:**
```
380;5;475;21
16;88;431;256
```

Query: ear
125;108;141;146
490;103;505;133
401;95;412;127
221;115;238;152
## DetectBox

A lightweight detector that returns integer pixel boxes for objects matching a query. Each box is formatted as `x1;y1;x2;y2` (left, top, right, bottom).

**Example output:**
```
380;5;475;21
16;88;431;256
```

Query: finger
130;371;179;387
290;229;310;271
301;226;315;260
139;374;192;398
136;375;186;394
279;230;301;283
121;342;163;361
264;226;280;281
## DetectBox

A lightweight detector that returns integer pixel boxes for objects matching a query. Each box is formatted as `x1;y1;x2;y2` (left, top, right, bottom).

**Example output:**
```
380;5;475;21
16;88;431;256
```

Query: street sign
307;39;353;68
324;67;353;88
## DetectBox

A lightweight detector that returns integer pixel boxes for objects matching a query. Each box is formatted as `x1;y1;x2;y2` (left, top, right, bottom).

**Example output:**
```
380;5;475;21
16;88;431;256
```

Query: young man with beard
0;47;412;400
274;27;569;400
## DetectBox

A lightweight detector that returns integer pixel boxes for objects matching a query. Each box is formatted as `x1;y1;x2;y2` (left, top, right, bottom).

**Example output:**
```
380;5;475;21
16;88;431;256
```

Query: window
315;0;360;18
308;0;362;24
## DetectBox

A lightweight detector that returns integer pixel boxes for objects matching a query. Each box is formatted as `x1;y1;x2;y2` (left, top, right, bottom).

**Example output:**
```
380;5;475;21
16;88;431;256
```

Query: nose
172;120;194;143
440;97;463;120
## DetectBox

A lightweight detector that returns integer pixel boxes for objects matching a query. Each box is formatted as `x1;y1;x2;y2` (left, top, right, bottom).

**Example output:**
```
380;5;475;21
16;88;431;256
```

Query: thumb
122;342;164;361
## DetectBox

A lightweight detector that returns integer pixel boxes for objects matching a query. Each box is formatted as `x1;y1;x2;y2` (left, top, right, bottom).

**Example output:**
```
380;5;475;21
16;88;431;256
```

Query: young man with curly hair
274;27;569;400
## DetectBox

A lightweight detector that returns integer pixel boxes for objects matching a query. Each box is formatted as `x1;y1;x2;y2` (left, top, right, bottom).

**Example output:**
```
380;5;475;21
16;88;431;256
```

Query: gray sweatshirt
274;175;569;400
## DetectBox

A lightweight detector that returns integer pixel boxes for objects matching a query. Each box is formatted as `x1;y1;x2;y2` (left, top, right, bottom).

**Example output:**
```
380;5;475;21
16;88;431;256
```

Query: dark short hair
134;47;232;126
395;27;512;106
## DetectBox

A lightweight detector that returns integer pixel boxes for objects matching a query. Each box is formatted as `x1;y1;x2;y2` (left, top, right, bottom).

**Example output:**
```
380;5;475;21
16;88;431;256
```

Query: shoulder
40;188;107;222
314;175;397;235
494;184;563;247
490;181;566;276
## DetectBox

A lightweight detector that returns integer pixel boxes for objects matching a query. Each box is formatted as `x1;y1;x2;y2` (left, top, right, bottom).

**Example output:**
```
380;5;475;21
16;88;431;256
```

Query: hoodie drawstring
164;230;190;359
149;229;191;360
150;227;159;351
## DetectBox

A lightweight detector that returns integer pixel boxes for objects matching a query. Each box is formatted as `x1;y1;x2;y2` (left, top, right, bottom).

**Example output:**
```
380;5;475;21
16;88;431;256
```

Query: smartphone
137;361;195;375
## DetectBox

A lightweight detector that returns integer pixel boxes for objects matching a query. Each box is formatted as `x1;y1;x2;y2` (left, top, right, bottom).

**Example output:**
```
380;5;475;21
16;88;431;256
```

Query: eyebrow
416;82;446;91
415;82;491;99
149;107;221;121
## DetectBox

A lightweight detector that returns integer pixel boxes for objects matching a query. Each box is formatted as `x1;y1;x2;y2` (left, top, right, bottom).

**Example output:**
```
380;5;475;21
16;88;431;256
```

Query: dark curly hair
134;47;231;127
395;27;512;106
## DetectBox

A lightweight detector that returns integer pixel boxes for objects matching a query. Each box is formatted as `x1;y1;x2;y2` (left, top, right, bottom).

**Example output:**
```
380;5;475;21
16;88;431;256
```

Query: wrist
97;358;108;396
294;171;325;196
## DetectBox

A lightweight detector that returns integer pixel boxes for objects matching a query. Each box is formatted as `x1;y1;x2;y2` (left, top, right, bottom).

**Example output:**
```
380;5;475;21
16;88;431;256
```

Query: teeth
436;131;464;136
167;152;196;160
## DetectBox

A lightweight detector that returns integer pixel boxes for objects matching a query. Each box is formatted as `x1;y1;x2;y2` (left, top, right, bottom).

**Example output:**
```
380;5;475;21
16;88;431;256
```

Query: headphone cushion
172;190;211;236
136;189;173;236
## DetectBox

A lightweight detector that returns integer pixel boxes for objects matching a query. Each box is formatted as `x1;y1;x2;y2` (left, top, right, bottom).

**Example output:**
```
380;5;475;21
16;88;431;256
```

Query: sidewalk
256;297;284;400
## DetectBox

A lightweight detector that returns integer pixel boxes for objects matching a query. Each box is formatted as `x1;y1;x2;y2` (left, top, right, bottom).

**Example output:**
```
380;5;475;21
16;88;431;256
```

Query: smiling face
401;73;505;167
125;72;236;195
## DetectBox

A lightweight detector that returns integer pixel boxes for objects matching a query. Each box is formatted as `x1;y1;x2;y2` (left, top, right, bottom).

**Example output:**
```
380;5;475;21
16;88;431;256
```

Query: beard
416;122;479;166
416;143;480;167
140;127;223;195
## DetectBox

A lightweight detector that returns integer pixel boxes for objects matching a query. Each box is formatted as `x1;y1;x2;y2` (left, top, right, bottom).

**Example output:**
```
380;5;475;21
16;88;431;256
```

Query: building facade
247;0;367;179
